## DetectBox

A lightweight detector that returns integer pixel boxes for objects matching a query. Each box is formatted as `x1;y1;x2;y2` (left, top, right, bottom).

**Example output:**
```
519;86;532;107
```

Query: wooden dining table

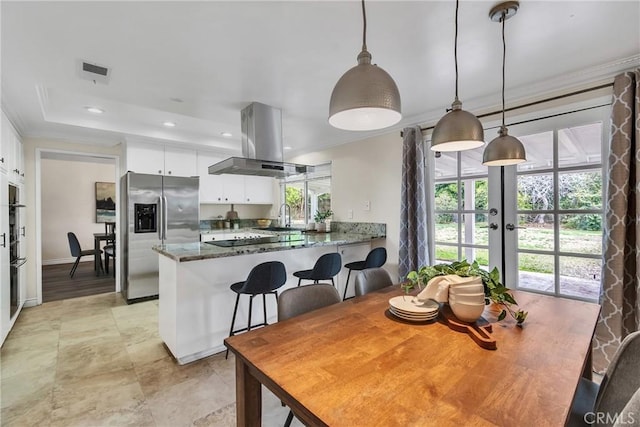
93;232;115;275
224;285;600;427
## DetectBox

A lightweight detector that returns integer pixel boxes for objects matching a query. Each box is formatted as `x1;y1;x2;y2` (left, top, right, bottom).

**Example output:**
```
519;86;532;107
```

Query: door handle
21;226;26;237
1;233;5;247
163;196;169;240
158;197;164;241
479;223;499;230
505;223;525;231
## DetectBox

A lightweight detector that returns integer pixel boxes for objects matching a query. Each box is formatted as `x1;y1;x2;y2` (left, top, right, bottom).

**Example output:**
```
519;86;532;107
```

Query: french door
433;104;609;302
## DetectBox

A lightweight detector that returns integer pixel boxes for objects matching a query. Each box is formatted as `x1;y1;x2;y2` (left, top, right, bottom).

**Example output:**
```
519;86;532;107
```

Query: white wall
41;158;116;263
291;131;403;280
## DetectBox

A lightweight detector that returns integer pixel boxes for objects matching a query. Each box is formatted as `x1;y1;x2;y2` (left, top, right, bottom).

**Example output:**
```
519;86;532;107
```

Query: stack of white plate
388;296;439;322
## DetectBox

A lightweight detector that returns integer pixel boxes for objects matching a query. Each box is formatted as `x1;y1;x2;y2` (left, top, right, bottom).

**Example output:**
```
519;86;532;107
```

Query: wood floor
42;261;115;302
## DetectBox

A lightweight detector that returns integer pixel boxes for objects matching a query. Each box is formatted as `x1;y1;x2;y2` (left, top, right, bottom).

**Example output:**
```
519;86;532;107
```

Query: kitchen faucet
279;203;291;227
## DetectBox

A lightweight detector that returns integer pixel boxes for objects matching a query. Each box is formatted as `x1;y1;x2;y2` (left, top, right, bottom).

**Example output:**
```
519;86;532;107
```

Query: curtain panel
398;126;434;279
593;69;640;373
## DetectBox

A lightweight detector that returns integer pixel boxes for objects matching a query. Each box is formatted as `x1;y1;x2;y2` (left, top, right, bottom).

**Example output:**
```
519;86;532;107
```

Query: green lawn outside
434;222;602;279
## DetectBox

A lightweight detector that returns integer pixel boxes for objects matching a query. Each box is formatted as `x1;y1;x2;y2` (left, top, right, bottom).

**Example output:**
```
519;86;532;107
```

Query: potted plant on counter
313;209;333;232
404;260;528;325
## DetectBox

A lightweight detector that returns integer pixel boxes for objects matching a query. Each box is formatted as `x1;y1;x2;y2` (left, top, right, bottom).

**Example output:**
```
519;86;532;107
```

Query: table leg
235;356;262;427
94;237;100;276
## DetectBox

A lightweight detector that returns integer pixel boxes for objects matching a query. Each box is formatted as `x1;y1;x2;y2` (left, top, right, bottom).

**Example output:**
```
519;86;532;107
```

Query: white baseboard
23;298;39;308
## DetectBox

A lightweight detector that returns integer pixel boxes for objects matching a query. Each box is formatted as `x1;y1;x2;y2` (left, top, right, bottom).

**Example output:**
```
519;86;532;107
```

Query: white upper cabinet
165;146;197;177
1;112;24;183
126;141;196;177
244;176;274;204
196;151;275;205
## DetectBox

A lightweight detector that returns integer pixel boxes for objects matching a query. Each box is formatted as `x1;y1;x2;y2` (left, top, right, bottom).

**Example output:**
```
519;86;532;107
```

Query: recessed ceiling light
163;121;176;127
220;132;233;137
85;106;104;114
284;146;292;150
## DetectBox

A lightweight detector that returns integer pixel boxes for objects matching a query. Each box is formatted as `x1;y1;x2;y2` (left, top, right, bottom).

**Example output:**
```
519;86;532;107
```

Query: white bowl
449;283;485;295
449;300;485;323
449;294;486;305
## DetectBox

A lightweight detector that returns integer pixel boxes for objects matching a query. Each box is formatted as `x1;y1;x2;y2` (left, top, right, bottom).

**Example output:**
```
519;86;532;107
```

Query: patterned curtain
398;126;435;279
593;69;640;373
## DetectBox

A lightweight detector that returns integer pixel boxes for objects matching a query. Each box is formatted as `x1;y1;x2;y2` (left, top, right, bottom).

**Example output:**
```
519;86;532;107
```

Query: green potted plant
314;209;333;232
404;260;528;325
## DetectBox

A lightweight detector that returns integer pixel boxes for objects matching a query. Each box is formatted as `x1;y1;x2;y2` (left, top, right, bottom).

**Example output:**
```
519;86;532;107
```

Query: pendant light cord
454;0;459;102
501;12;507;128
361;0;367;51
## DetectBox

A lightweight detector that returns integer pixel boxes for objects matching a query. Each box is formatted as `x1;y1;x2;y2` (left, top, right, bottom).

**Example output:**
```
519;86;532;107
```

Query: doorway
36;150;120;304
433;104;609;303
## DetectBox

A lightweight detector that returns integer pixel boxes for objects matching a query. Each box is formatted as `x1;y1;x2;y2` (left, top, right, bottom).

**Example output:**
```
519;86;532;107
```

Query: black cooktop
205;235;305;247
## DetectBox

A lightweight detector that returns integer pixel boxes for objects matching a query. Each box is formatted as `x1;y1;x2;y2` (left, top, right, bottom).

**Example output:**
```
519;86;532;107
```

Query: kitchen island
153;230;385;364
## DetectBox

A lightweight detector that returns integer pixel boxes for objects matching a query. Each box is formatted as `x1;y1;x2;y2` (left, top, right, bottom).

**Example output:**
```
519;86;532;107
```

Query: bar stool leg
262;294;267;326
343;269;352;300
297;278;302;287
226;293;241;359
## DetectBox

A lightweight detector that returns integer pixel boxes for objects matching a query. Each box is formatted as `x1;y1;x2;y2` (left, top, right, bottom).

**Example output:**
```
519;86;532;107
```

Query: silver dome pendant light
482;1;526;166
328;0;401;131
431;0;485;152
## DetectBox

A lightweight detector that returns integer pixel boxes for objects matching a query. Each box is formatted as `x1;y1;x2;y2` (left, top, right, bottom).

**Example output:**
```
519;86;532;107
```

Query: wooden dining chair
277;283;341;427
354;267;393;296
568;331;640;426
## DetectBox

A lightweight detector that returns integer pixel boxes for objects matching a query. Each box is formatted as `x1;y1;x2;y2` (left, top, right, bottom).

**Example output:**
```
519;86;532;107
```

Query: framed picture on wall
96;182;116;223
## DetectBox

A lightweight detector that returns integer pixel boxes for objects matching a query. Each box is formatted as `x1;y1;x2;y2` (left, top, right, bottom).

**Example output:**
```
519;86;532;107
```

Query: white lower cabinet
0;174;9;344
337;242;373;299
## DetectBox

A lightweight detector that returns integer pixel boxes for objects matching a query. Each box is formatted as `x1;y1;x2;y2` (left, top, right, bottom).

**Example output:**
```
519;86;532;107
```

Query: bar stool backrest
240;261;287;294
364;247;387;269
311;252;342;280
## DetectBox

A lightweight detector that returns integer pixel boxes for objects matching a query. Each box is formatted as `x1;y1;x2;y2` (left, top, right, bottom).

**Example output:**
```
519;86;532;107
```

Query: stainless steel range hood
208;102;314;178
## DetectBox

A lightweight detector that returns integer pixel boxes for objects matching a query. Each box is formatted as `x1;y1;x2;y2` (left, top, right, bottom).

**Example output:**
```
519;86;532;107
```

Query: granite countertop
153;232;386;262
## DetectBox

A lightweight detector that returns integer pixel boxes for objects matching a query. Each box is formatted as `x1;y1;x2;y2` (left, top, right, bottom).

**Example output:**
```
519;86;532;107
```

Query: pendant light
328;0;401;131
482;1;526;166
431;0;485;152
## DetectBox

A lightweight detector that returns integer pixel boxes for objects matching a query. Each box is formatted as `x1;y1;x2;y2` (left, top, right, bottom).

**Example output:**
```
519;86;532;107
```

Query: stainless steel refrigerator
121;172;199;303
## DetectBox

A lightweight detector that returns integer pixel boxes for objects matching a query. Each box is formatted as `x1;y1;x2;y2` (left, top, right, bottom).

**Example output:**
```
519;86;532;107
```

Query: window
281;163;331;226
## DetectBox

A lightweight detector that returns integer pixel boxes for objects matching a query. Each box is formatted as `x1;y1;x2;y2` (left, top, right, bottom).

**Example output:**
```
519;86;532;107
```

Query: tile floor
1;292;303;426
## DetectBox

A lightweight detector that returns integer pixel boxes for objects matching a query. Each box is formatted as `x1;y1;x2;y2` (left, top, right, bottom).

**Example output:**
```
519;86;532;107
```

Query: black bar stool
226;261;287;359
342;247;387;300
293;252;342;287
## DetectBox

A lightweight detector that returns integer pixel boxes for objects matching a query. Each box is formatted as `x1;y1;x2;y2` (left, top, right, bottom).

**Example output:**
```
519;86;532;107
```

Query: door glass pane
462;248;489;267
518;253;554;293
559;256;601;300
435;220;457;243
435;182;458;211
435;245;458;263
461;149;486;176
461;214;488;246
558;171;602;210
558;123;602;167
517;131;553;171
559;214;602;255
517;214;555;251
518;174;554;210
434;151;457;179
474;179;488;211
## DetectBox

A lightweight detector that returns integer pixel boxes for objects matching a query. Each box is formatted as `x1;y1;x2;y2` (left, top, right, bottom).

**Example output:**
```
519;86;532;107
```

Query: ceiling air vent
77;59;111;84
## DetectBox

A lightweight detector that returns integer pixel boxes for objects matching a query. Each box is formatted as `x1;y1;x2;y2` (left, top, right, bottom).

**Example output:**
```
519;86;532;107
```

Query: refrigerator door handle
158;196;164;241
163;195;169;241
